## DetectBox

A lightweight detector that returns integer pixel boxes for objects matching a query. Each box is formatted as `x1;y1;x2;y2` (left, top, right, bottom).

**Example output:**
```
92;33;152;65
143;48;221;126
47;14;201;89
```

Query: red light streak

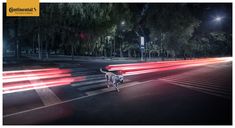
3;73;71;83
106;57;231;76
3;82;72;94
3;68;60;75
3;69;71;79
3;68;85;94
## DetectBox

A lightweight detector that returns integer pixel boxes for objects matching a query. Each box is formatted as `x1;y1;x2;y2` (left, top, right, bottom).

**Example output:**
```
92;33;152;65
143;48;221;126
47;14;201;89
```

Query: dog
100;68;124;92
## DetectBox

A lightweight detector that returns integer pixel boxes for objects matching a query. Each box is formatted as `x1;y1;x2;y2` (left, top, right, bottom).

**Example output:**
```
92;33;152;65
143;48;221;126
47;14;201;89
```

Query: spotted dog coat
100;68;124;92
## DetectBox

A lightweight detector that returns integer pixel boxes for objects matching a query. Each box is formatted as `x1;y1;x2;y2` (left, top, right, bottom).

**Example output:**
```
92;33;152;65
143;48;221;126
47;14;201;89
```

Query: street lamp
212;15;224;31
107;36;112;57
119;21;125;58
121;21;125;25
214;16;223;22
215;17;222;22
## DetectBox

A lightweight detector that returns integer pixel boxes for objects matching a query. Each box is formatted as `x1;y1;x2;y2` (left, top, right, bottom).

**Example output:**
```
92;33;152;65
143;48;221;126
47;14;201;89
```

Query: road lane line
34;88;62;106
161;77;230;91
25;69;62;106
161;78;231;94
159;78;229;93
159;79;231;99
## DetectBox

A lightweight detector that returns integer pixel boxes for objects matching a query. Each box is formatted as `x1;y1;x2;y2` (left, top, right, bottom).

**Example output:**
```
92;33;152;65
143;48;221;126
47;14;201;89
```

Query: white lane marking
161;78;230;94
159;79;231;99
161;77;230;91
26;70;62;106
34;88;62;106
3;80;148;118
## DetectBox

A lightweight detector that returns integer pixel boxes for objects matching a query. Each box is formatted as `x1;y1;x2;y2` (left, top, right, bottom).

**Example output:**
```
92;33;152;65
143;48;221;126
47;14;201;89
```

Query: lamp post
107;35;111;57
214;16;223;22
140;36;144;61
213;16;224;28
121;21;125;26
119;21;125;57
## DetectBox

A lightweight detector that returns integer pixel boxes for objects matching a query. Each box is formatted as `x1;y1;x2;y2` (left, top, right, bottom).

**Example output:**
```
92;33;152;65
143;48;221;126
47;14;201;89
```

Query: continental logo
8;7;37;13
7;0;39;16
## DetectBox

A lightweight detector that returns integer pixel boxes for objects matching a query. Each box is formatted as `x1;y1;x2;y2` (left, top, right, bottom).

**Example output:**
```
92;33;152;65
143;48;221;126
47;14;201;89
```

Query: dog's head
118;75;124;81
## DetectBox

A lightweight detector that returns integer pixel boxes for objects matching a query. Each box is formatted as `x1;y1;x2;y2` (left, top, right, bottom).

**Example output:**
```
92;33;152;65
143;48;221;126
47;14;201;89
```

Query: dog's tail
100;68;107;74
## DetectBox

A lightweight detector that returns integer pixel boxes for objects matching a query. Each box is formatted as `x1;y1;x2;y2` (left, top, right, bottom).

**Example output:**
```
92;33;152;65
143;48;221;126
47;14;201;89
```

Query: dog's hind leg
105;75;110;88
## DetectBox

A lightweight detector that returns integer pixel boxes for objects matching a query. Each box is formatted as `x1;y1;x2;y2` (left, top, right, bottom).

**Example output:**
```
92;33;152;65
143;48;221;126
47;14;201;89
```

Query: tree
146;4;201;60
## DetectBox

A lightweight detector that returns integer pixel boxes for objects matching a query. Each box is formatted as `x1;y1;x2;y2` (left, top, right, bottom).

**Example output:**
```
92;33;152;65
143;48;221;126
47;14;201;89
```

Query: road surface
3;57;232;125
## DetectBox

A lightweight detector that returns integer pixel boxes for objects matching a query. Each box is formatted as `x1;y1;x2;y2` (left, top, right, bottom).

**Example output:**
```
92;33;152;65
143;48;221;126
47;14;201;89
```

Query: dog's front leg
114;83;120;92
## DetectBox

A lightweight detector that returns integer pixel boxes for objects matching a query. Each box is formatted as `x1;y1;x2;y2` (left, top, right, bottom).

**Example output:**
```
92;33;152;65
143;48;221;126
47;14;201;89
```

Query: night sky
187;3;232;33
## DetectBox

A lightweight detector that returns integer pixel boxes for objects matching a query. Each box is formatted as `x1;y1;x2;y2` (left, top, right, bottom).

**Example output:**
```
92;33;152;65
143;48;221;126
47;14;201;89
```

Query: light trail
106;57;232;76
105;58;205;71
3;82;71;94
123;61;218;76
3;69;71;79
3;76;85;94
3;68;85;94
106;58;218;70
3;68;60;75
3;73;72;83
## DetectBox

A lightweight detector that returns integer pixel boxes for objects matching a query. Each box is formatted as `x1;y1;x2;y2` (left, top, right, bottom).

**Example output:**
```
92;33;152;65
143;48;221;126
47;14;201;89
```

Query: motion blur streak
3;69;71;79
106;57;232;76
3;68;85;94
3;74;71;83
3;68;60;74
107;58;217;70
3;82;72;94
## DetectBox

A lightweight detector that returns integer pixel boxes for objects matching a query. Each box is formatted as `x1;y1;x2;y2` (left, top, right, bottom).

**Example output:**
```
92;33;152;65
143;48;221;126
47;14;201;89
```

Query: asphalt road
3;58;232;125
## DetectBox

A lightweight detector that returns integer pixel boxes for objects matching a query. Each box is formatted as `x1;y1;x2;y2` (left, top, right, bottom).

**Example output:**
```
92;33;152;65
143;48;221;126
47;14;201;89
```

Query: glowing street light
121;21;125;25
214;16;223;22
215;17;222;21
